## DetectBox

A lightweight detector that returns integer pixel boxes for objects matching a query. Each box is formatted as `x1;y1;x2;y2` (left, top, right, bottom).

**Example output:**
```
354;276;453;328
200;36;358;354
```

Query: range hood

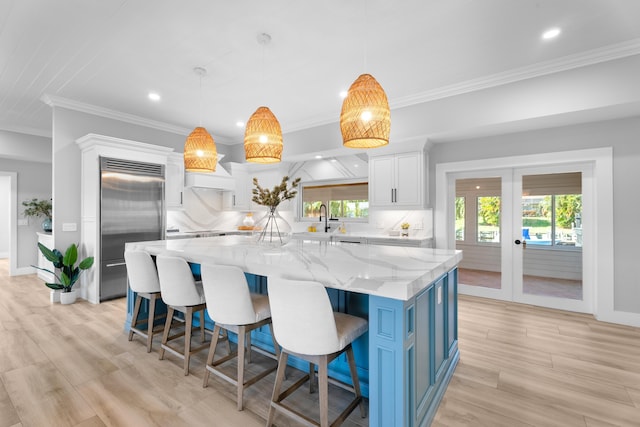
184;154;236;191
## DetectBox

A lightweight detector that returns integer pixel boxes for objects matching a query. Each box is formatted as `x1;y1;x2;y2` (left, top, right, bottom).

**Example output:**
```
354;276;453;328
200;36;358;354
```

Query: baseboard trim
14;266;36;276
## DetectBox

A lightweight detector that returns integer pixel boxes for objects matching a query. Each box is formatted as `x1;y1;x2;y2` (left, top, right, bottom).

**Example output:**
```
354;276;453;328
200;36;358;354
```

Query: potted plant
33;242;94;304
22;198;53;232
401;222;410;237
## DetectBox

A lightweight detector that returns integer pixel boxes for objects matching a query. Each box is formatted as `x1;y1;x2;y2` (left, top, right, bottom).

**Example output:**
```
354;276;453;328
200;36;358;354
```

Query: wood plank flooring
2;259;640;426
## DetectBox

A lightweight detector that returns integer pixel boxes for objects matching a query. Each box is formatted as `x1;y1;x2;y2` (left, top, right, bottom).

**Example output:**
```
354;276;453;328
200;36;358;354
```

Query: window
522;194;582;246
522;172;582;247
477;196;500;243
300;181;368;221
455;196;465;241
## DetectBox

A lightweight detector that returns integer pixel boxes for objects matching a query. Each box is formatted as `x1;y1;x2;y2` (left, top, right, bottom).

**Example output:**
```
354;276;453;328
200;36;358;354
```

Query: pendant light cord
363;0;368;72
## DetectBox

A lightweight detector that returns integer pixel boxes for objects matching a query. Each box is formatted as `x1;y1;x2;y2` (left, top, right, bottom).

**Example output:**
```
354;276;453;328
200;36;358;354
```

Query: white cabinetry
369;151;425;208
36;232;54;282
222;163;252;211
166;152;184;209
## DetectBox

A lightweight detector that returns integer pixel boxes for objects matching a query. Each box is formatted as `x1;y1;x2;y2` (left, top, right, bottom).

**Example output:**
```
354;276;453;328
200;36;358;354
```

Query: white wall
0;176;9;258
430;116;640;315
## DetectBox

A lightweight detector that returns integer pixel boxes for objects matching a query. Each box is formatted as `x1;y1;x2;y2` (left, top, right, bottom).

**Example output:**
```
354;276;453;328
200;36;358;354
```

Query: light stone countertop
126;235;462;301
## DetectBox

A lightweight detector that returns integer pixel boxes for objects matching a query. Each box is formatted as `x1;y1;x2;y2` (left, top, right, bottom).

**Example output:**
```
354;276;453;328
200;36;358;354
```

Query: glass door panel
455;176;508;299
515;170;586;311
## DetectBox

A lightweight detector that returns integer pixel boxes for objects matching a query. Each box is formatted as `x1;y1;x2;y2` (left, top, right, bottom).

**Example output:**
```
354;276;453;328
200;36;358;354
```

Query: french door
454;163;592;313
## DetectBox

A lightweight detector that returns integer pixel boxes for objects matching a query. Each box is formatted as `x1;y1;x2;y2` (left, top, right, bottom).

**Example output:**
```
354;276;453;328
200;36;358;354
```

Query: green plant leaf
61;271;71;287
45;282;64;290
38;243;60;263
63;244;78;267
79;257;94;270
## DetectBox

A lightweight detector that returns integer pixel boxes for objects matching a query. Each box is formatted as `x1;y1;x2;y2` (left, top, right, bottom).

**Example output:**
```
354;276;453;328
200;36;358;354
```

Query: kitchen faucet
319;203;329;233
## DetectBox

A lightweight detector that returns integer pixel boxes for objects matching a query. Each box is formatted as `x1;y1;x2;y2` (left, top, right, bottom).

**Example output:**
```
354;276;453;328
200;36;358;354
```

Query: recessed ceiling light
148;92;161;101
354;164;359;168
315;155;323;159
236;121;245;127
339;90;348;99
330;159;337;163
542;27;561;40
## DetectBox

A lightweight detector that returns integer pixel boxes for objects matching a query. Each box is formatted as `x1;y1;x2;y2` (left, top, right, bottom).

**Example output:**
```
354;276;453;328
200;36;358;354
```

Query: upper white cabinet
222;163;252;211
165;152;184;209
369;151;425;208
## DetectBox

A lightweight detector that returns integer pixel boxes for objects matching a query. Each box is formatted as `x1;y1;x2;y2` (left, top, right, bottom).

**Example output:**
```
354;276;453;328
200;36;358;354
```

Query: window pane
301;182;368;219
522;195;551;245
477;196;500;243
554;194;582;246
455;196;465;241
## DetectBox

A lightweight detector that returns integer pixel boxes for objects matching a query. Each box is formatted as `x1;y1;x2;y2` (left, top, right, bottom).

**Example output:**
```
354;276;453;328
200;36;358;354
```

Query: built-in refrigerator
100;157;165;300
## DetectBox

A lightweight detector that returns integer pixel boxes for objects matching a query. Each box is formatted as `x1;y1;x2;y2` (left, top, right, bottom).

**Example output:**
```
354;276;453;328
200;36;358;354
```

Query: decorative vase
253;206;292;247
401;227;409;237
42;218;52;232
60;290;77;305
243;212;255;228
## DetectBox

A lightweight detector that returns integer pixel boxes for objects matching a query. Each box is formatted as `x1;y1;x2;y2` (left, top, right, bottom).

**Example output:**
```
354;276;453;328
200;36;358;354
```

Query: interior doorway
453;167;588;312
0;171;17;275
434;149;613;316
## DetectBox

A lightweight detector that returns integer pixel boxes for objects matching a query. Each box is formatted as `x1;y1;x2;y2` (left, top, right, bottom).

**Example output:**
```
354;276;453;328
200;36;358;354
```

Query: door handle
514;239;522;245
514;239;527;249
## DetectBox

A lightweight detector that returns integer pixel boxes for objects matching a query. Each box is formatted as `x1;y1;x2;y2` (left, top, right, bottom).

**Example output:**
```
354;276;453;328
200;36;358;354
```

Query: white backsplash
167;155;433;238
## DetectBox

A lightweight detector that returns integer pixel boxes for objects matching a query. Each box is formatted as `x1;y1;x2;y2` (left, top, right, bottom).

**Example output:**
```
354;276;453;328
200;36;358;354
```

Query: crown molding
0;123;51;138
284;38;640;134
41;94;192;136
393;38;640;109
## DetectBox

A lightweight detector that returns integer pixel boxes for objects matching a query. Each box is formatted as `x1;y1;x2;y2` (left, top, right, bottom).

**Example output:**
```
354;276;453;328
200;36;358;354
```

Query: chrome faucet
319;203;329;233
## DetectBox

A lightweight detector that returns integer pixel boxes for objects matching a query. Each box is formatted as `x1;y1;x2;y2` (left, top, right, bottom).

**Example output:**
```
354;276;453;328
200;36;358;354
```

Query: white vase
60;290;77;305
50;289;61;303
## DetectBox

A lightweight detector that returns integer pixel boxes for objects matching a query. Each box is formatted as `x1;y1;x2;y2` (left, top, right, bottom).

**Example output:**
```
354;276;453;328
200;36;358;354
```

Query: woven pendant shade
244;106;283;163
340;73;390;149
184;127;217;172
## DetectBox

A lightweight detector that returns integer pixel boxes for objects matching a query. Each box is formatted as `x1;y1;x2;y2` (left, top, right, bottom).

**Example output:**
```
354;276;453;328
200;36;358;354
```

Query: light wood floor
2;260;640;426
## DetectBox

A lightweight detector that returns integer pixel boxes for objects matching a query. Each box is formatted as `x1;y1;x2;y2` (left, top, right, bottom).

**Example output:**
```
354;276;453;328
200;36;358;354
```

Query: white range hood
184;154;236;191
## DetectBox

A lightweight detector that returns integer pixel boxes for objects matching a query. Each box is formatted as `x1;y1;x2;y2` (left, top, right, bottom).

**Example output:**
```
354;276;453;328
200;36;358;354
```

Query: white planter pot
50;289;61;303
59;290;78;305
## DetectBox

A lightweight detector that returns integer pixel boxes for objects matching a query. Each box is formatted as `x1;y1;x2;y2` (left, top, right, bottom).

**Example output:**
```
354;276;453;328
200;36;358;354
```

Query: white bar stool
266;278;368;427
156;255;209;375
124;250;166;352
200;264;279;411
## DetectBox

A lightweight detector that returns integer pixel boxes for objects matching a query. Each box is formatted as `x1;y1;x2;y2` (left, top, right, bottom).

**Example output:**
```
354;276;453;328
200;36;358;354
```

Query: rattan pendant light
184;67;217;173
340;0;390;149
340;73;390;148
244;33;283;163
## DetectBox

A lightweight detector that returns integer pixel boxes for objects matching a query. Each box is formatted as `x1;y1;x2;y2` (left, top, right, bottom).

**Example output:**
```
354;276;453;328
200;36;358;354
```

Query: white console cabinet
369;151;425;208
36;232;54;283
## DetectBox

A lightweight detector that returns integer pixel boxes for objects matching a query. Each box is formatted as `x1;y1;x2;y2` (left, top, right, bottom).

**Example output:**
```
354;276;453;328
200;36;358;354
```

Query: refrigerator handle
105;262;126;267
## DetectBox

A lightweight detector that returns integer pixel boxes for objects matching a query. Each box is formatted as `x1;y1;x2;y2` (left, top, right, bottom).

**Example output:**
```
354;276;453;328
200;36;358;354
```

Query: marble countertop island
126;235;461;301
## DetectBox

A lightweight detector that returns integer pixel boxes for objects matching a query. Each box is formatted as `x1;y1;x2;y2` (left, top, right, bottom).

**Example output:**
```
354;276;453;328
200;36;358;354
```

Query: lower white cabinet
36;232;54;283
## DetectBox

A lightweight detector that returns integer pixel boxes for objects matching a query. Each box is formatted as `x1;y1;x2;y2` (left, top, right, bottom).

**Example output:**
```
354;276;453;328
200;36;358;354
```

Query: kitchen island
125;235;462;427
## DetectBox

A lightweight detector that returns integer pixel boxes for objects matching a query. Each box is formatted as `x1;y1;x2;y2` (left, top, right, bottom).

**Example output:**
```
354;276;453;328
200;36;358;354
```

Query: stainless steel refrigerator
100;157;165;300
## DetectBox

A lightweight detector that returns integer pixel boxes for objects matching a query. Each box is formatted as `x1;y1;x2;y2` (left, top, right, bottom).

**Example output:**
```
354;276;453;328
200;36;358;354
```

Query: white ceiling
1;0;640;144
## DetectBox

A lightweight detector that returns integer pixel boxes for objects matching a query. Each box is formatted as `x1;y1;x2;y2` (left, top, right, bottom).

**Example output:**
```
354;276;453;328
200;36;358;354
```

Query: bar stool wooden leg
159;307;175;360
237;325;246;411
129;294;142;341
267;351;289;427
184;307;193;375
245;329;252;364
203;324;222;388
318;355;329;427
346;345;365;417
146;294;157;352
